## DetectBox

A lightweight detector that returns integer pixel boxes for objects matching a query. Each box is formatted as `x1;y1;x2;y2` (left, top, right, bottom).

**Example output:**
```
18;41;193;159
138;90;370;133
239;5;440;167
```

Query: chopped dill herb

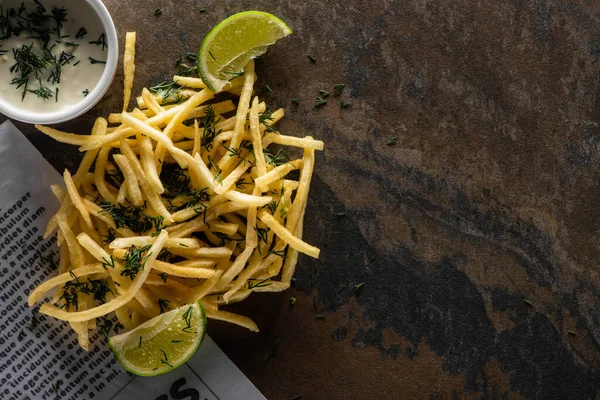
101;255;115;270
315;97;327;107
154;7;162;16
82;89;89;96
259;111;278;133
248;278;272;290
175;53;197;76
235;178;250;190
264;148;287;166
265;199;279;214
289;297;296;305
291;98;300;105
121;244;152;280
263;337;280;363
158;272;168;283
89;57;106;65
254;226;271;245
102;228;117;245
59;51;75;66
319;90;330;98
158;299;171;313
219;142;244;158
182;306;194;333
340;101;350;109
333;83;345;96
160;349;173;368
207;155;223;184
269;249;286;259
89;279;113;302
149;80;183;104
98;201;163;233
223;69;245;81
27;82;54;99
353;283;365;294
259;84;273;96
387;137;398;146
307;55;316;63
200;105;221;150
76;27;87;39
89;33;107;51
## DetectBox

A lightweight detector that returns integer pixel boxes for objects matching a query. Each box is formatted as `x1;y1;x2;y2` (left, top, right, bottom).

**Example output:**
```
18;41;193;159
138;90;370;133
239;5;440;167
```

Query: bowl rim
0;0;118;125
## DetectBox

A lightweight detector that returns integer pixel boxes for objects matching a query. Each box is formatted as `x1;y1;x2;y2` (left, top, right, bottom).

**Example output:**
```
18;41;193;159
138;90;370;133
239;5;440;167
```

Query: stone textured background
4;0;600;398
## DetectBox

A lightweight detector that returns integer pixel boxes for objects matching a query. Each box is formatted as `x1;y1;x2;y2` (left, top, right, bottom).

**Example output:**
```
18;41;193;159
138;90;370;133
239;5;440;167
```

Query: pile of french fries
27;32;324;350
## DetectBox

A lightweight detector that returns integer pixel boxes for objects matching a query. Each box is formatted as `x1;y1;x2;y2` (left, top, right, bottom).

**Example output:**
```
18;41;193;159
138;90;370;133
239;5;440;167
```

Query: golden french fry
109;236;198;249
205;309;258;332
218;60;255;170
249;96;268;182
153;261;216;279
258;210;320;258
113;154;144;206
141;87;165;116
254;159;302;190
35;125;91;146
123;32;136;112
173;75;206;89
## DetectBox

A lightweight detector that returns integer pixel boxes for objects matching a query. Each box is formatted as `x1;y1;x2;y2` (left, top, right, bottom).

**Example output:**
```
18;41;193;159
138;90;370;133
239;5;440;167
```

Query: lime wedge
198;11;292;92
108;301;206;376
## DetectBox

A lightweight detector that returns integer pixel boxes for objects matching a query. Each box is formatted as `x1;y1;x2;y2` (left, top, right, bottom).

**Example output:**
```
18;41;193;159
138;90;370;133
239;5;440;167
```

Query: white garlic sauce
0;0;107;113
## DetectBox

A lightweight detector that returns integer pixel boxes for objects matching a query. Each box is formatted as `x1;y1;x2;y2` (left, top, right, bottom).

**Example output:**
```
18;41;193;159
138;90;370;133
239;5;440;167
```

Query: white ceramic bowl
0;0;118;125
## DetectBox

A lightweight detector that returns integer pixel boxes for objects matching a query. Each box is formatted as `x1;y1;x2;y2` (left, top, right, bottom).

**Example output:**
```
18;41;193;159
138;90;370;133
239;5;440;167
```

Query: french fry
113;154;143;206
94;147;118;204
267;134;325;150
141;87;165;116
123;32;136;111
205;309;258;332
254;159;302;190
249;96;267;182
173;75;206;89
139;134;165;194
153;261;216;279
258;210;320;258
35;125;91;146
120;139;173;221
109;237;198;249
218;60;255;170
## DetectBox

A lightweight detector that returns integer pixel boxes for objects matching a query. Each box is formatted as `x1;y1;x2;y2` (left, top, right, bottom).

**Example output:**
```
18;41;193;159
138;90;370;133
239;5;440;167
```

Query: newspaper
0;120;265;400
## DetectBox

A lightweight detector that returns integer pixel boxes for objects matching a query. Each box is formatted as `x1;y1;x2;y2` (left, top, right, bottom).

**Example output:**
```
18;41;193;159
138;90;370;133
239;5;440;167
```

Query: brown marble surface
5;0;600;399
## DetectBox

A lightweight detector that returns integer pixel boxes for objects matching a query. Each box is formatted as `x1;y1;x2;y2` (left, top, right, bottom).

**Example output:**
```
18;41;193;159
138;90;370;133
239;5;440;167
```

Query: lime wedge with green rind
108;301;206;376
198;11;292;92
